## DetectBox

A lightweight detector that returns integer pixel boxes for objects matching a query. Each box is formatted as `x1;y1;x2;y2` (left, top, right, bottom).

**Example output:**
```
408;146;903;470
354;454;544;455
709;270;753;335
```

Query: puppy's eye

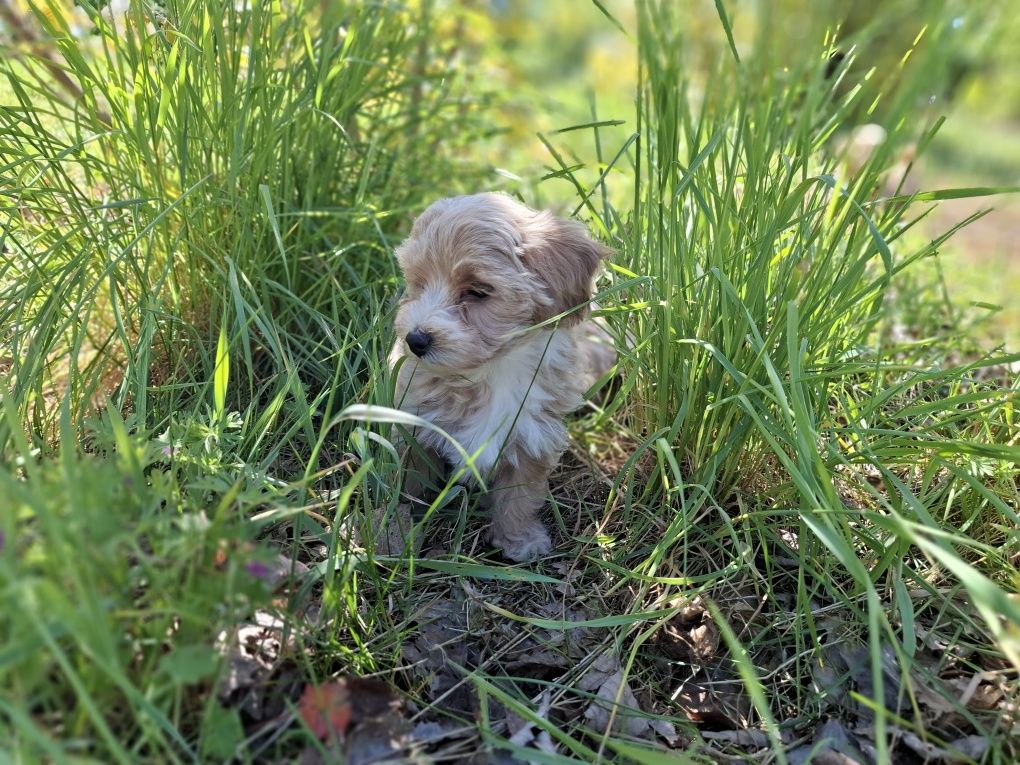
462;285;491;301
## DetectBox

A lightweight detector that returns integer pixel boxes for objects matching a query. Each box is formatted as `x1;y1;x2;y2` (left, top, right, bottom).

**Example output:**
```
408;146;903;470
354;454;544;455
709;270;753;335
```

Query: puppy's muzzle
405;328;433;358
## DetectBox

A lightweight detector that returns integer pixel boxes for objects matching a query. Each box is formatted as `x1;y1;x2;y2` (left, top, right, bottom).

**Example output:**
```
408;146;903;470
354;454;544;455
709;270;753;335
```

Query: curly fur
390;192;612;561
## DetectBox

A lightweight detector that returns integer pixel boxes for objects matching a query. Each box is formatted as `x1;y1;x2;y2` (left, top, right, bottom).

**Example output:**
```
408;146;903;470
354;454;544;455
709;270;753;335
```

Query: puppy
389;193;612;561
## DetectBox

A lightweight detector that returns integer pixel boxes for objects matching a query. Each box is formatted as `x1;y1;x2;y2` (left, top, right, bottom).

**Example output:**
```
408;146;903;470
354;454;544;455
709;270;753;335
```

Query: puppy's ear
522;215;610;327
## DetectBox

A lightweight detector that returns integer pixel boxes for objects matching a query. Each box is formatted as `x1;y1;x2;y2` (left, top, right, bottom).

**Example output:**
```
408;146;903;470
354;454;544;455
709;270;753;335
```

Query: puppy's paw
490;521;552;562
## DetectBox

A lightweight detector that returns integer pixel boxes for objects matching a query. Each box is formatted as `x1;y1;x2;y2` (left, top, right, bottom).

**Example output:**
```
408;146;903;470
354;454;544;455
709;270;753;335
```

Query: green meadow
1;1;1018;762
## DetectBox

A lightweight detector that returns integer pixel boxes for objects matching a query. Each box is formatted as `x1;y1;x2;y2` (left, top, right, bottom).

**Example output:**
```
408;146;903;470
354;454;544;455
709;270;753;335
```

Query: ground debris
401;588;482;718
787;718;869;765
232;519;1017;764
648;595;721;663
296;677;432;765
505;690;559;762
896;728;991;763
373;502;417;556
672;666;753;730
397;583;683;759
578;650;656;737
216;609;304;722
702;728;771;749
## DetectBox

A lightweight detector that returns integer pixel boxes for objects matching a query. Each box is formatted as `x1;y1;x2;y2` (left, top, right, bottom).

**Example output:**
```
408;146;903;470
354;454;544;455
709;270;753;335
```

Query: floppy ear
522;214;610;327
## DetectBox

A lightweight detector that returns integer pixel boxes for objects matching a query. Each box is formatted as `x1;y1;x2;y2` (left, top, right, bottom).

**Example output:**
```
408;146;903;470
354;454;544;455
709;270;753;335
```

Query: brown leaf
300;678;417;764
649;596;720;662
299;682;352;742
672;670;751;729
947;674;1006;711
577;650;677;742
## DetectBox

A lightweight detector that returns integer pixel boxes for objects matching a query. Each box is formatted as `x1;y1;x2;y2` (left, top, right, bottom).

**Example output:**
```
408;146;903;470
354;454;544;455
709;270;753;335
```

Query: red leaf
299;681;352;741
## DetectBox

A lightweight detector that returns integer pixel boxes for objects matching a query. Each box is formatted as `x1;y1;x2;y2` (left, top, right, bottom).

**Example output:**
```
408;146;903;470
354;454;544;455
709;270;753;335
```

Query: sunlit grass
1;0;1018;761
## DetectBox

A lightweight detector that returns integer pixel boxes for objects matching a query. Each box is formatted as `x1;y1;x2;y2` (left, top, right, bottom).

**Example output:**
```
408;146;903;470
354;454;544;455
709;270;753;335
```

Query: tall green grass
1;0;486;455
2;0;1018;761
1;0;487;758
1;402;279;760
549;0;1019;758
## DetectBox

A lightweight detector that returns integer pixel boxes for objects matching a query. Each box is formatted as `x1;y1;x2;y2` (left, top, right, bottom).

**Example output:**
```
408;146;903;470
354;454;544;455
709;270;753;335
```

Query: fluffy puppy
389;193;611;561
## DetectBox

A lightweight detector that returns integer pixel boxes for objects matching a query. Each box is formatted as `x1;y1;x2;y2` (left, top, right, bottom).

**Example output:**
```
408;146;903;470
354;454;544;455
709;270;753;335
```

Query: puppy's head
393;193;609;371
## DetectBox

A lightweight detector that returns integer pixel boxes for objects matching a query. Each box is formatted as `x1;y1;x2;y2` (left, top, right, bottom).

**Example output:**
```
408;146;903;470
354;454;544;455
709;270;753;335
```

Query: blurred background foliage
1;0;1016;354
1;1;1018;759
443;0;1020;347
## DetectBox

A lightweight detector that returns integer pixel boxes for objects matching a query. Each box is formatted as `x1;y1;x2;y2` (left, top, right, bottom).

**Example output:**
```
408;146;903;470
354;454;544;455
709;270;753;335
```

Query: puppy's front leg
487;458;554;562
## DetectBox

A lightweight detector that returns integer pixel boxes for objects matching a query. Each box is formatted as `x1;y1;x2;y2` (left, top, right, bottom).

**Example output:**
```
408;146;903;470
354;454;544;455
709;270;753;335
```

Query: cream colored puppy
390;192;611;561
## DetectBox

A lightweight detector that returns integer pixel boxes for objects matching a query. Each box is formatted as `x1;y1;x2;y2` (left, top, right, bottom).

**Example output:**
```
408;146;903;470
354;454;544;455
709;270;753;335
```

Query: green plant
523;0;1018;759
0;0;488;452
1;0;1018;761
0;401;280;760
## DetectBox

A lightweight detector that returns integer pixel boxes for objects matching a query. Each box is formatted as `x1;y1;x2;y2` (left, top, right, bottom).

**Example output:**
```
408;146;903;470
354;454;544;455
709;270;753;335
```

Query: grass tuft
1;0;1018;762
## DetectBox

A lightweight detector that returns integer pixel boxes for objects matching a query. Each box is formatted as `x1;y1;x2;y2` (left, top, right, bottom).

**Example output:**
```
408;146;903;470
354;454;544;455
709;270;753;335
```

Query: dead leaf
787;747;865;765
810;643;851;708
578;651;669;739
347;714;413;765
503;645;569;675
897;728;990;764
577;650;622;693
649;596;720;663
584;666;649;737
787;718;868;765
257;553;310;591
401;590;480;718
672;666;752;729
216;610;303;720
507;690;554;751
348;677;403;720
299;682;352;742
702;729;770;748
947;673;1005;711
944;734;991;762
534;730;557;755
411;720;465;744
298;677;420;764
549;561;582;597
649;716;680;746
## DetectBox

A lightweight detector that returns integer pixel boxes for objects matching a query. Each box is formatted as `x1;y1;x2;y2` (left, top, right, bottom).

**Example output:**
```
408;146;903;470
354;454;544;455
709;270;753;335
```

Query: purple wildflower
245;559;273;582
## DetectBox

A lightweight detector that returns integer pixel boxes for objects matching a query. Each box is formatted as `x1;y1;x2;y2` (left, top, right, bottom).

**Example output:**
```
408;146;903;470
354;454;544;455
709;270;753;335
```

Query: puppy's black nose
405;328;433;357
